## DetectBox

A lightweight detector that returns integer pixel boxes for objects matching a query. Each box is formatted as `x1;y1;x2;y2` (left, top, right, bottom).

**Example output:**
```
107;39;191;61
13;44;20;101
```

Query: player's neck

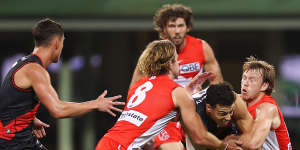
32;47;53;68
176;39;186;53
247;92;265;107
167;72;176;80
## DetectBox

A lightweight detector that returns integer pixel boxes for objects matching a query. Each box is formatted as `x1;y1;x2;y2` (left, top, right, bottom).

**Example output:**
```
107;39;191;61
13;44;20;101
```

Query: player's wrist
219;141;228;150
87;99;99;110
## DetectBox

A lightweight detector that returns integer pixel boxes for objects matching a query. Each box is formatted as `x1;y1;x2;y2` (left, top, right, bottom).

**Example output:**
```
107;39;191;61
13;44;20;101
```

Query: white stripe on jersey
127;111;177;150
262;130;280;150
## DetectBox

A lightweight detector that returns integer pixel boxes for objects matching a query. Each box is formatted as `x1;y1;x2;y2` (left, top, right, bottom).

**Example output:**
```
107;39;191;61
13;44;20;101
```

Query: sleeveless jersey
0;54;42;149
174;35;205;87
98;75;181;150
186;89;239;150
248;94;292;150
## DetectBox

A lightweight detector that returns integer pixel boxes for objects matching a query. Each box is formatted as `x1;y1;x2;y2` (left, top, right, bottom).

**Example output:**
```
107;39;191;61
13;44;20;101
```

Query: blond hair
137;40;176;76
243;56;275;95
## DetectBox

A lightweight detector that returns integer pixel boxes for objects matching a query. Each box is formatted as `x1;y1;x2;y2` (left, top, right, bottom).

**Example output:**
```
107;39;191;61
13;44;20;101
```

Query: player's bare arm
240;103;280;150
18;63;124;118
172;87;229;150
233;94;254;134
202;40;223;84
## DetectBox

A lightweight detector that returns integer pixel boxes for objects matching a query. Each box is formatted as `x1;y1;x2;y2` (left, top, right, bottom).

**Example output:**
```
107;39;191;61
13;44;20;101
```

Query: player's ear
206;104;212;113
186;27;190;33
51;37;58;50
261;82;269;92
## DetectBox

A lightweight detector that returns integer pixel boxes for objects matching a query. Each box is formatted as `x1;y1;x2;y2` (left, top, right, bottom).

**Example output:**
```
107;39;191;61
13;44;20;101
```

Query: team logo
158;129;170;141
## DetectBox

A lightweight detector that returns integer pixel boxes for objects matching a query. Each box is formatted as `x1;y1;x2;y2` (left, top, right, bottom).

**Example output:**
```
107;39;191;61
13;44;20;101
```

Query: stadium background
0;0;300;149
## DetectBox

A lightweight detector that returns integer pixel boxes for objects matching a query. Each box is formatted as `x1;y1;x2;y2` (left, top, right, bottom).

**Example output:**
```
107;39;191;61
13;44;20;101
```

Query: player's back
103;75;180;149
0;54;42;149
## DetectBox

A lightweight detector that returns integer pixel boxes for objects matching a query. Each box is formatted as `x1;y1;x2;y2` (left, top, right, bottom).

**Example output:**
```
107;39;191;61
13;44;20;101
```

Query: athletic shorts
95;136;126;150
0;135;47;150
154;121;185;148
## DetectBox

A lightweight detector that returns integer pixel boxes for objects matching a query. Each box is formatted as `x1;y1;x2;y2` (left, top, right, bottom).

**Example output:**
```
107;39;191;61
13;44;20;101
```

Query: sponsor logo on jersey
180;62;201;74
118;110;148;127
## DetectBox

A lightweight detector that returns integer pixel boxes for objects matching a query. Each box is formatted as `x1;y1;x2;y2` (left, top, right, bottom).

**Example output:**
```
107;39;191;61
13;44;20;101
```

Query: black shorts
0;135;47;150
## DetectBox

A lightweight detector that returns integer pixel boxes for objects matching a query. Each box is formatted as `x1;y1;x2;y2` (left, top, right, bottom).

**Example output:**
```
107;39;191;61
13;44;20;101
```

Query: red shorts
154;121;185;148
95;136;126;150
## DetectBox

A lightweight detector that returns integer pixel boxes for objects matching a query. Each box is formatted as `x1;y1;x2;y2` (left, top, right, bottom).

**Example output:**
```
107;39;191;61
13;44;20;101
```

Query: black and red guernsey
0;54;45;150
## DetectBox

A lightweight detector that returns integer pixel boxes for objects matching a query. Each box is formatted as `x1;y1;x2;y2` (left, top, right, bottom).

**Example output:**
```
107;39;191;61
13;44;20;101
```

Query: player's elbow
193;138;208;146
192;134;210;147
49;105;67;119
50;112;63;119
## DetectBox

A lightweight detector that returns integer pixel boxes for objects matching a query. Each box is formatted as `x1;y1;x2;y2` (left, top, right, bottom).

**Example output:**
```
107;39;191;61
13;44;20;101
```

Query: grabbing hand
96;90;124;117
223;134;243;150
32;117;50;139
185;72;214;94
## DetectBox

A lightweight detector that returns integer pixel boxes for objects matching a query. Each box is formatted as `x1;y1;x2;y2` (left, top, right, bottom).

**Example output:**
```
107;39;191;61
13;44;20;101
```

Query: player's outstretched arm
172;87;240;150
24;63;124;118
95;90;124;117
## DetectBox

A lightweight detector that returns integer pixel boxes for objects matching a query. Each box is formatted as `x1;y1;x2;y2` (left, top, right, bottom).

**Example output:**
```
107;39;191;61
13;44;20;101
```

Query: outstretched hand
185;72;214;94
96;90;124;117
32;117;50;139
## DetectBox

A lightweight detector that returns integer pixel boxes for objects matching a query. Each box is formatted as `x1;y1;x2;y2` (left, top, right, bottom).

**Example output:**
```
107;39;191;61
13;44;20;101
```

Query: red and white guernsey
174;35;205;87
101;75;180;149
248;94;292;150
154;35;206;148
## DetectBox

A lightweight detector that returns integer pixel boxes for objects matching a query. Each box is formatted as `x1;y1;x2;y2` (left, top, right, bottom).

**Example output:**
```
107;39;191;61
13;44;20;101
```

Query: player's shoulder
172;86;192;105
257;102;278;116
188;35;205;44
23;62;45;71
21;63;49;78
172;86;186;95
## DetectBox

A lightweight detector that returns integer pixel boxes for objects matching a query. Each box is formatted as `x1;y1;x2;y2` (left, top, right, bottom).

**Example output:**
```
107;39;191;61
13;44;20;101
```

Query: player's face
164;18;189;48
170;51;179;79
53;35;64;63
209;104;234;127
241;69;265;102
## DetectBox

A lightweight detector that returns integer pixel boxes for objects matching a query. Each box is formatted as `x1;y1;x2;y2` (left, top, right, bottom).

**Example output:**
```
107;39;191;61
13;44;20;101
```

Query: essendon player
0;18;124;150
95;40;241;150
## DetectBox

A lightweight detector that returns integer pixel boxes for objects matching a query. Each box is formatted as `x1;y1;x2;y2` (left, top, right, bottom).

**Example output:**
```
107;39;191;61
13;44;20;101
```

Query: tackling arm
233;94;253;134
173;87;228;150
239;103;279;150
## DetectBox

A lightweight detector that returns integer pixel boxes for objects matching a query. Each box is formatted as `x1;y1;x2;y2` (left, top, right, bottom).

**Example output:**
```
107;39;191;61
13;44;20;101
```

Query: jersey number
127;81;153;108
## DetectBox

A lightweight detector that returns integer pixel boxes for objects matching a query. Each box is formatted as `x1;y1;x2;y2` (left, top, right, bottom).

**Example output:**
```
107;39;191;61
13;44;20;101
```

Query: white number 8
127;81;153;108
